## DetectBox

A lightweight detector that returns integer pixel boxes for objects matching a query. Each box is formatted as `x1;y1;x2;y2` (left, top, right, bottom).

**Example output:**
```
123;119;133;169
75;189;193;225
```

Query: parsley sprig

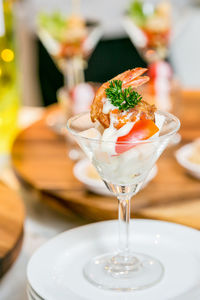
105;80;142;111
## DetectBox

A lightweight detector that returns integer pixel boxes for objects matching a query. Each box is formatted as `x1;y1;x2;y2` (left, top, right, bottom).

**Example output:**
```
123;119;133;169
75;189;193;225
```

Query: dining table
11;90;200;227
0;90;200;300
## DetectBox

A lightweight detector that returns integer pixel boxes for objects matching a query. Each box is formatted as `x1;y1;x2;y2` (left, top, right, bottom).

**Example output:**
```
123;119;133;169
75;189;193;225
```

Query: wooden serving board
0;181;25;278
11;91;200;228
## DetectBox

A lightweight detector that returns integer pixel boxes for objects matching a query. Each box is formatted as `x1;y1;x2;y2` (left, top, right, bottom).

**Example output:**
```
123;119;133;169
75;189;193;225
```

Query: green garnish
128;0;154;27
105;80;142;111
129;0;145;27
38;12;67;42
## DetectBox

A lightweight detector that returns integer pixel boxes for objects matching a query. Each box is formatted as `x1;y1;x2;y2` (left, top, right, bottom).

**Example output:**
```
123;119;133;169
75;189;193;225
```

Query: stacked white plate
27;219;200;300
27;283;43;299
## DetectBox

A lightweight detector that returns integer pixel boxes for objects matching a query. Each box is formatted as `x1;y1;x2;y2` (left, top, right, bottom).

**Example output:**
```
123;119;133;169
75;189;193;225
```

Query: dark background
38;37;146;106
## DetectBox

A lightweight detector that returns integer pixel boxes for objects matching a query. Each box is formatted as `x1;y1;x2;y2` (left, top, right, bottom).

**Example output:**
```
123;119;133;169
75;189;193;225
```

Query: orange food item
115;119;159;154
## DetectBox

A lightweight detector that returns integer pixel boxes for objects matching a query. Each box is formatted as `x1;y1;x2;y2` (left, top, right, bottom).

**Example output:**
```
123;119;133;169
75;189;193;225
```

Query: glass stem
64;59;75;90
117;196;131;257
64;57;85;90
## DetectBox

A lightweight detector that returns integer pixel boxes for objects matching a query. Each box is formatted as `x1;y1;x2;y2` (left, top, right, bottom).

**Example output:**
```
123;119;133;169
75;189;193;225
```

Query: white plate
27;290;40;300
27;285;43;300
27;219;200;300
73;159;157;196
175;143;200;179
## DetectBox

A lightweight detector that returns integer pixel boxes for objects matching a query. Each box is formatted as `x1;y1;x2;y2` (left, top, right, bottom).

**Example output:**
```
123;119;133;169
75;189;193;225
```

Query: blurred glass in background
123;0;182;120
37;7;102;133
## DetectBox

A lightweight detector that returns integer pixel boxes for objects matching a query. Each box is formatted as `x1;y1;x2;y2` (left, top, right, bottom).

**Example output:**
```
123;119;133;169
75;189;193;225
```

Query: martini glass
123;0;172;63
37;12;102;133
37;18;102;87
123;0;182;144
123;0;192;64
123;0;172;114
67;110;180;290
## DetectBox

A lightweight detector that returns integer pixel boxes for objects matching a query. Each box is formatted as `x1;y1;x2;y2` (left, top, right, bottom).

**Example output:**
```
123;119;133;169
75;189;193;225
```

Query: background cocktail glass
37;10;102;133
67;111;180;290
37;17;102;88
123;0;172;63
123;0;190;65
123;0;184;144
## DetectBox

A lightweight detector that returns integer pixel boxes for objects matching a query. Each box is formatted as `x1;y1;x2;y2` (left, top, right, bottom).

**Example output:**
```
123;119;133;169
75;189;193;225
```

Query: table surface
11;90;200;227
0;181;24;279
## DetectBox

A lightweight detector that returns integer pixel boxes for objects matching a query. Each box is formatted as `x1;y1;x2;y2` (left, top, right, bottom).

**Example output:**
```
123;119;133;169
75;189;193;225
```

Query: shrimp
90;68;155;129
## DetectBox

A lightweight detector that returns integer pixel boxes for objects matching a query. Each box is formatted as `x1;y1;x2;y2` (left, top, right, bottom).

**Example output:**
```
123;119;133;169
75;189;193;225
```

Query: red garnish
115;119;159;154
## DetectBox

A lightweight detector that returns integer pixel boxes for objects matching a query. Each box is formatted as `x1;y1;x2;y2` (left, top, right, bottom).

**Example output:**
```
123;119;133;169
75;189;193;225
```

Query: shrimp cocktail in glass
67;67;180;290
37;11;102;90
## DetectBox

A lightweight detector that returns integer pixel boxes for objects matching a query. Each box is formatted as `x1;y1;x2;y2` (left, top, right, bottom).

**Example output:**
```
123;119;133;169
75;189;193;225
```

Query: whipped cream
101;99;137;154
102;98;116;114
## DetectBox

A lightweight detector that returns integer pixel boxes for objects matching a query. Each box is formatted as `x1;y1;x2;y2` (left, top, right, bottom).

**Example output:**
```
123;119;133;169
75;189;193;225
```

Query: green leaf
105;80;142;111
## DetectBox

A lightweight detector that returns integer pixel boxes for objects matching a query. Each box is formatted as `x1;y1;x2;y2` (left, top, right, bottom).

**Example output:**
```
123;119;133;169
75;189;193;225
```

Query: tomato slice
115;119;159;154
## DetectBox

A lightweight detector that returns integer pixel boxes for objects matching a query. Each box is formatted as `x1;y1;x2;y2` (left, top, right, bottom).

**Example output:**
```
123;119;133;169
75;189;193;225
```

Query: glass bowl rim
66;110;180;145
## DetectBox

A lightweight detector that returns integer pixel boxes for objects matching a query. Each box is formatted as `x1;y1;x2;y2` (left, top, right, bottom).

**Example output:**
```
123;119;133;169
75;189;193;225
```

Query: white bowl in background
73;159;157;196
175;143;200;179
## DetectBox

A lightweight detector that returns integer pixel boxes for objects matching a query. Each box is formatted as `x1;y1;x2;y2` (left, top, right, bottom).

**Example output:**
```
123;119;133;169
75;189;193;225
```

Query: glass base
84;252;164;291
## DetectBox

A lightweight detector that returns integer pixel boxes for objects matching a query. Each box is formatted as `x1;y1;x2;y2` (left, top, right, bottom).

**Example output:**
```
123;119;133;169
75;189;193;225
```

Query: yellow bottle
0;0;20;154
